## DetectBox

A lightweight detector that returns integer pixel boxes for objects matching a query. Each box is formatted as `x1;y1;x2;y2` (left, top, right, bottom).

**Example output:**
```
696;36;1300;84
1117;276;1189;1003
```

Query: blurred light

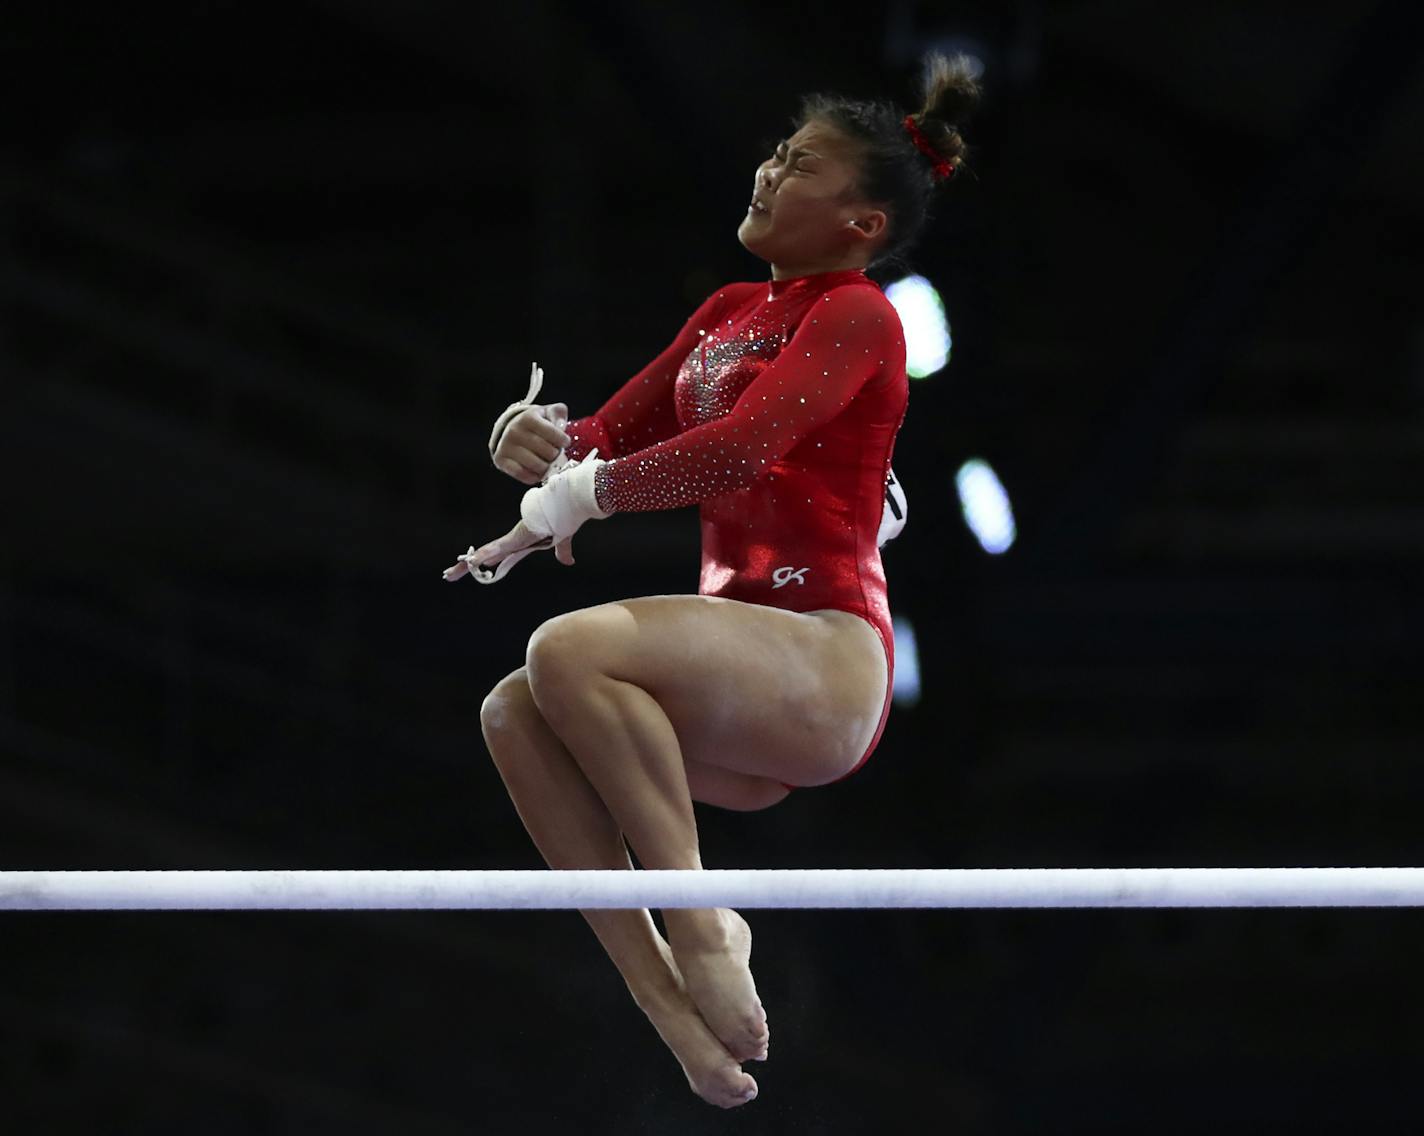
884;274;951;378
955;458;1016;554
891;614;921;708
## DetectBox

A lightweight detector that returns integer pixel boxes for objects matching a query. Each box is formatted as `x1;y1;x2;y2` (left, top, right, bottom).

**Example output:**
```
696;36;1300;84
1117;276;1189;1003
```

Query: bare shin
479;674;681;1005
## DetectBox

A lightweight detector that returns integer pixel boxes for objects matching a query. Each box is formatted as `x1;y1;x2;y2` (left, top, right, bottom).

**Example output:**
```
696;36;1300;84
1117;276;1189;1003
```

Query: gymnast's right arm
559;286;751;462
489;285;744;485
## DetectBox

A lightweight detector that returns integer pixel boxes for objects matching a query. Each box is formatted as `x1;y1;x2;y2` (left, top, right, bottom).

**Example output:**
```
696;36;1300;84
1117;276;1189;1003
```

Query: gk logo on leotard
771;566;809;588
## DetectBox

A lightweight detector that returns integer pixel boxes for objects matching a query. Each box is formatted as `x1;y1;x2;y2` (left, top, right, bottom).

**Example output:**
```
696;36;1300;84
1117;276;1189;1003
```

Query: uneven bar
1;868;1422;911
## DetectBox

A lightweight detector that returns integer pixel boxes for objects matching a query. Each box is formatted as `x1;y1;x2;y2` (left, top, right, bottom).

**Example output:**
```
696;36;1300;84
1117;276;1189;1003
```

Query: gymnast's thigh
527;593;884;788
488;663;791;810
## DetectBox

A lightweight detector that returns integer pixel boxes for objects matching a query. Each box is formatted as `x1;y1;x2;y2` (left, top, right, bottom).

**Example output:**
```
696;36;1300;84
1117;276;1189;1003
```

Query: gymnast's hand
491;402;572;486
450;433;605;583
442;520;576;584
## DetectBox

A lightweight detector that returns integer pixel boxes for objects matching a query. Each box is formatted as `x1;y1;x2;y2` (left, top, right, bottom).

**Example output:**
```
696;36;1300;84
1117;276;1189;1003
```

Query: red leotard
564;267;907;785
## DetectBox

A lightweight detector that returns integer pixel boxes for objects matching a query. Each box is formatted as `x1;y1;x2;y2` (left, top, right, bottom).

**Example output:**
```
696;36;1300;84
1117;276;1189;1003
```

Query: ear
845;208;889;242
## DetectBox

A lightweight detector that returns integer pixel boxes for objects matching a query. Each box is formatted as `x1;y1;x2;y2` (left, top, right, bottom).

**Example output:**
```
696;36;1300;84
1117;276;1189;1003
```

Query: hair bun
913;52;981;174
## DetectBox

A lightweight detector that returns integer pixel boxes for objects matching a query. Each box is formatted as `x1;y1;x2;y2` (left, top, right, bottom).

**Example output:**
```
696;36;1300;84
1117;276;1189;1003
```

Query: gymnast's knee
479;667;536;749
524;614;603;709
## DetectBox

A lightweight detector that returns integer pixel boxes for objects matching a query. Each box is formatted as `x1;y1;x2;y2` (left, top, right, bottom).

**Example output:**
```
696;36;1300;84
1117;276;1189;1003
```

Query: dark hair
795;52;981;272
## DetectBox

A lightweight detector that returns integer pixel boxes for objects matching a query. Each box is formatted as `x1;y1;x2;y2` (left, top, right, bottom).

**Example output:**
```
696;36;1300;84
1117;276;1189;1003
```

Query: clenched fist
490;402;572;486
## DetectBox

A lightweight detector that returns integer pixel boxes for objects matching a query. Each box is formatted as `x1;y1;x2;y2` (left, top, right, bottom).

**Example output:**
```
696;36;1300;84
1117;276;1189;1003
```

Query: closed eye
777;144;816;171
759;137;814;172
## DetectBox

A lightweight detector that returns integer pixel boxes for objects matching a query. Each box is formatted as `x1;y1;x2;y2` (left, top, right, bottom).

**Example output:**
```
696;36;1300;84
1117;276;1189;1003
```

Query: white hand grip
488;362;546;458
467;538;554;584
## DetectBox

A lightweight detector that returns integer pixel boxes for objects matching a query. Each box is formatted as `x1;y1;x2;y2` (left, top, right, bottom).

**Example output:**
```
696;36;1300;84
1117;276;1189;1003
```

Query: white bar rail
1;868;1422;911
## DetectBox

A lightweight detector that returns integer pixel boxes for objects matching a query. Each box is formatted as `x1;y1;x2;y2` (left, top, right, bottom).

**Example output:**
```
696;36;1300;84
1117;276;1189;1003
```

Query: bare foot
634;983;760;1109
667;908;770;1063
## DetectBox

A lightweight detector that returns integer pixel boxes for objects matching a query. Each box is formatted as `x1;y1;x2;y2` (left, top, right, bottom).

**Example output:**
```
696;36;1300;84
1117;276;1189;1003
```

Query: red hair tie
903;114;955;181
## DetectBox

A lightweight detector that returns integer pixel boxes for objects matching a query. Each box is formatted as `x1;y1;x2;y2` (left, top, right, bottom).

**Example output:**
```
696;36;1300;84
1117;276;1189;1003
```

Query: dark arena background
3;2;1423;1132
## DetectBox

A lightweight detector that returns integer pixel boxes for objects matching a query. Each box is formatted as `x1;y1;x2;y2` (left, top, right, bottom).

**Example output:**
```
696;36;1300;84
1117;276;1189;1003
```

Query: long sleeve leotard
564;267;908;780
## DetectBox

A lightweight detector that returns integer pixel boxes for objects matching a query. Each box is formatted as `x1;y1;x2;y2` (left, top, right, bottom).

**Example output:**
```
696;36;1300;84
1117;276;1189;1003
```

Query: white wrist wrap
520;453;610;541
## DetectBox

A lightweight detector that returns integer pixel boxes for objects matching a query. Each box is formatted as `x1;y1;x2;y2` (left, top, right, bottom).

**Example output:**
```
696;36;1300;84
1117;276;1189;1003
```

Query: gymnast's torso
564;267;908;678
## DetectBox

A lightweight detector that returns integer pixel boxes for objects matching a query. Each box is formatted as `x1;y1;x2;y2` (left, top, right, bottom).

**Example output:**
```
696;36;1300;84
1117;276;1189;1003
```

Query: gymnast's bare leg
481;594;886;1105
481;666;770;1108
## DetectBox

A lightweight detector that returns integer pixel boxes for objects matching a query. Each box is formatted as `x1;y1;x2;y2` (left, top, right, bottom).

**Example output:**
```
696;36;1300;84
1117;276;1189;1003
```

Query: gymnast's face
737;118;889;279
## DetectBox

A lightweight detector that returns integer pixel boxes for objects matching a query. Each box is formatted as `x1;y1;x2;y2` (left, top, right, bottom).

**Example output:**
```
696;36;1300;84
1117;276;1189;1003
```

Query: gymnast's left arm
443;286;894;582
591;286;895;513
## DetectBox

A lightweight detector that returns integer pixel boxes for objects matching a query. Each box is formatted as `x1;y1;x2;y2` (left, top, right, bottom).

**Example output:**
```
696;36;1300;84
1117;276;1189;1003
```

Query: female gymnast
445;54;978;1109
